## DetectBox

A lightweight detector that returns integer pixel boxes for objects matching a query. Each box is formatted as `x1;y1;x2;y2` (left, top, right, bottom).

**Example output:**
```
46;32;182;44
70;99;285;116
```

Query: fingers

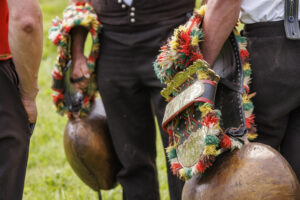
73;79;89;92
71;57;90;92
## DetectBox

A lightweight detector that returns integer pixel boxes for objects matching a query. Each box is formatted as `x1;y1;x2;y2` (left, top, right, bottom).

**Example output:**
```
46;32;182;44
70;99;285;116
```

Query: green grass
24;0;171;199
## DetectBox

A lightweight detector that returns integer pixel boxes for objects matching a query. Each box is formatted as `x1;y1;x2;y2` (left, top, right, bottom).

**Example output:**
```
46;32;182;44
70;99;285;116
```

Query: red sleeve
0;0;12;60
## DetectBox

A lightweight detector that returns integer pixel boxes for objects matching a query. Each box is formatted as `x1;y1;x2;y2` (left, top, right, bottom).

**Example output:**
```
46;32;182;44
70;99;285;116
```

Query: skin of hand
70;26;90;92
200;0;242;66
69;0;90;92
7;0;43;123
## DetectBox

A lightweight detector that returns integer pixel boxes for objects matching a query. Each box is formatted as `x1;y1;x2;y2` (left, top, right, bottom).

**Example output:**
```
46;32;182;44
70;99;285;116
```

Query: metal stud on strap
284;0;300;40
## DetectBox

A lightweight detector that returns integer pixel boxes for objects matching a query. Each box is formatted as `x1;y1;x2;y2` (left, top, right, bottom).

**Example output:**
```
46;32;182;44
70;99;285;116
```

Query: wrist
20;87;39;101
72;53;86;62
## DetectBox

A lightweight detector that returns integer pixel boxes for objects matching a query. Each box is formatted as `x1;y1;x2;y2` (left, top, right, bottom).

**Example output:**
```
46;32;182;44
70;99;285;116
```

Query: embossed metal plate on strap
176;129;206;168
163;80;205;126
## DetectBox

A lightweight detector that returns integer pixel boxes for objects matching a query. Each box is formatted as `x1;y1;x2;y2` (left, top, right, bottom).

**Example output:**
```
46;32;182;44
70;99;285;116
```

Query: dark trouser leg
281;107;300;180
97;15;189;199
97;66;159;200
245;22;300;181
136;29;185;199
149;86;185;200
0;60;31;200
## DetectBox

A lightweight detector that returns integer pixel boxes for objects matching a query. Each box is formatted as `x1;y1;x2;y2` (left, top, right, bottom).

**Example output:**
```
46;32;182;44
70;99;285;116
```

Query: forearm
71;27;88;61
7;0;43;100
201;0;241;66
70;26;90;92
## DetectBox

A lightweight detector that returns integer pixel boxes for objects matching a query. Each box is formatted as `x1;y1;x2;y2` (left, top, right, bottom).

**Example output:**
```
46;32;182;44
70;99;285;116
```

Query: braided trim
236;33;258;140
49;2;101;117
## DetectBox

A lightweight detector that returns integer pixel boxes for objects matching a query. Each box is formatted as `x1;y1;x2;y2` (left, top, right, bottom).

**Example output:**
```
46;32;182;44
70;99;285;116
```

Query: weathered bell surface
64;100;121;191
182;142;300;200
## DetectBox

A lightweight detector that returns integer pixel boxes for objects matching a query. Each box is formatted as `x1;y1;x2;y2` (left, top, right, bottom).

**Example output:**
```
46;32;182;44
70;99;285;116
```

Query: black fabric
96;16;188;200
244;21;300;181
0;59;31;200
91;0;195;26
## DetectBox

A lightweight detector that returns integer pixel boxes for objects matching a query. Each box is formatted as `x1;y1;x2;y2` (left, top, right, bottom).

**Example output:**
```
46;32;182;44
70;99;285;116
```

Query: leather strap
219;77;244;94
162;80;217;131
284;0;300;40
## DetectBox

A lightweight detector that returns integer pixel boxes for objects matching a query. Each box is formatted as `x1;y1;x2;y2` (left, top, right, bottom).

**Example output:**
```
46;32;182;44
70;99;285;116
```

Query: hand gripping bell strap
49;2;101;118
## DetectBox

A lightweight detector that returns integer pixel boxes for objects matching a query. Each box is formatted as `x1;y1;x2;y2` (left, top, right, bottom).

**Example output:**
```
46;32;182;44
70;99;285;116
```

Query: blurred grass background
23;0;202;199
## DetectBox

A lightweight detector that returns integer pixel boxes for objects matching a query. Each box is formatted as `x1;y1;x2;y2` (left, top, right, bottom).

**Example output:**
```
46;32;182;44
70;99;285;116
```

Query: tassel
247;132;258;140
202;114;218;127
240;49;249;61
203;145;217;156
171;163;182;175
220;134;231;149
166;146;177;160
195;161;207;173
184;168;193;180
246;114;255;129
205;134;220;146
243;102;254;111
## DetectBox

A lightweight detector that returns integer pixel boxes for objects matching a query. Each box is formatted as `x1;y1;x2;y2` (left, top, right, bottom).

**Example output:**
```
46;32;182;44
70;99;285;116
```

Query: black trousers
96;16;189;200
0;59;31;200
245;21;300;181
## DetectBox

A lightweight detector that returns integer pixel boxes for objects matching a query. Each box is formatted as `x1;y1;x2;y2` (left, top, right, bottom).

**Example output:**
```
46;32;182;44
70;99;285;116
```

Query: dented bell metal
182;142;300;200
64;99;121;191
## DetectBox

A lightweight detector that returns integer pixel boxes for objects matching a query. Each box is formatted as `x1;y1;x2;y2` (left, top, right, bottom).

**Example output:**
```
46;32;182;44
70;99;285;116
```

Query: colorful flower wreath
49;2;101;118
154;6;257;180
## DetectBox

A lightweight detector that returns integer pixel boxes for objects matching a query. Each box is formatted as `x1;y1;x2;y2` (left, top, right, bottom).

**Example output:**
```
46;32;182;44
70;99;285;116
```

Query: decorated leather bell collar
154;5;257;180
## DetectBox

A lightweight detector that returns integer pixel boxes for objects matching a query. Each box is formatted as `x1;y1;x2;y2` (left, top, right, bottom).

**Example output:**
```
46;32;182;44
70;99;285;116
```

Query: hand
71;55;90;92
22;98;37;123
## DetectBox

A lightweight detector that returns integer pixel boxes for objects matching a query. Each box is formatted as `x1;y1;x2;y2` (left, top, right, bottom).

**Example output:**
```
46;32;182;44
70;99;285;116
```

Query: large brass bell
64;99;121;191
182;142;300;200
